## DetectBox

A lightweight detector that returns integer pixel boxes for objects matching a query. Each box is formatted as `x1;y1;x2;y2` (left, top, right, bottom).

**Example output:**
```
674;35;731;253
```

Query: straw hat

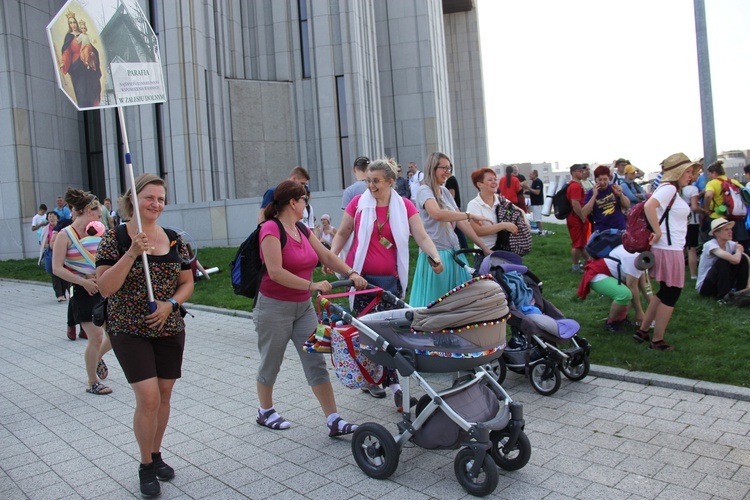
709;217;735;236
660;153;700;183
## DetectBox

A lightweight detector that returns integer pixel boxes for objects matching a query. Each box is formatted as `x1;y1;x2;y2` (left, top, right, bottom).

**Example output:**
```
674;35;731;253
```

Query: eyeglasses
365;178;386;185
296;195;309;205
436;165;453;173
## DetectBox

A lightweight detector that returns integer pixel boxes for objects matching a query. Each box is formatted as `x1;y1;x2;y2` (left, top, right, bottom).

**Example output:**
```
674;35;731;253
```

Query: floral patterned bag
330;325;385;389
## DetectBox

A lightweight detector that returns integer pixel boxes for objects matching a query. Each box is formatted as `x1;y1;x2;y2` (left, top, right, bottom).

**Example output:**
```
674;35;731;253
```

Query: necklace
136;226;160;250
279;219;300;240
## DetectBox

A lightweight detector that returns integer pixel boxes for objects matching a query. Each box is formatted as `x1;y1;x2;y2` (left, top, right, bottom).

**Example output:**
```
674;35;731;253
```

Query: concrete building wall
1;0;488;260
444;5;488;204
375;0;454;167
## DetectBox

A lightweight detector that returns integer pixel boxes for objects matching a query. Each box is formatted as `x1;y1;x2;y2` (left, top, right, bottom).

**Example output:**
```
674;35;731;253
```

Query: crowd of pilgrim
28;150;750;496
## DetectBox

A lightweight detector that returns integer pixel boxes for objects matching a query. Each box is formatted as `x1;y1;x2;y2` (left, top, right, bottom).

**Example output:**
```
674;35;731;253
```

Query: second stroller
455;249;591;396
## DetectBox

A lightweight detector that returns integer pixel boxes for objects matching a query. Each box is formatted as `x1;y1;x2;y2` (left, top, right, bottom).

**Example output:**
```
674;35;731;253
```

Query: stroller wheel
561;355;590;381
529;362;561;396
489;429;531;471
454;448;499;497
485;358;507;384
351;422;399;479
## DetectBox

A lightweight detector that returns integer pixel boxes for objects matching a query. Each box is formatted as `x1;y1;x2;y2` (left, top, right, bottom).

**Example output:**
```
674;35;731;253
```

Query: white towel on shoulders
352;189;410;297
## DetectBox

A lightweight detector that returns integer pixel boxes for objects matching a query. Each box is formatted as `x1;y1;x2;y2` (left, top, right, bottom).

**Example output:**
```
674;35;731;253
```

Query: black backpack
552;183;572;220
230;219;309;300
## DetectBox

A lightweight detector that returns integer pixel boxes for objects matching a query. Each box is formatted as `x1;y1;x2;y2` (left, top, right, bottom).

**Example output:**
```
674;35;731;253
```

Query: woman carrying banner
96;174;194;497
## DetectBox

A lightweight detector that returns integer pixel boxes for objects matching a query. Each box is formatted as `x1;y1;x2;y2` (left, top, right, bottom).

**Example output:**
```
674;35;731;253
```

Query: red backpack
720;179;747;220
621;192;677;253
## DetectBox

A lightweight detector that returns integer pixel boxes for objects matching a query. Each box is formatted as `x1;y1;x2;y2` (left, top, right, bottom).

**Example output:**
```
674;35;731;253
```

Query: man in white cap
696;218;749;298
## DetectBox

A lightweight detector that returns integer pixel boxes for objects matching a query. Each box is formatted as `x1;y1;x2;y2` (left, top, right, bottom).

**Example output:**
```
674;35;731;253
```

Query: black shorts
110;332;185;384
70;285;104;325
686;224;699;249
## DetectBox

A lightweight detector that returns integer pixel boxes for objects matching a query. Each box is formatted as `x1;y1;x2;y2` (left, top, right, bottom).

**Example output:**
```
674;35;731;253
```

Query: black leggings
656;282;682;308
699;256;750;299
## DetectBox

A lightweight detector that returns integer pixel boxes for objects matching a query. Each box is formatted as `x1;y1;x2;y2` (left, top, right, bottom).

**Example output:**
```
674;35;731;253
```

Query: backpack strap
113;224;130;257
658;190;678;246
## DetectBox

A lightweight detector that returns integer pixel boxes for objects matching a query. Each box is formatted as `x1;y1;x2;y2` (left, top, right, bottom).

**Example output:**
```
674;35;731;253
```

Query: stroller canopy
411;276;509;333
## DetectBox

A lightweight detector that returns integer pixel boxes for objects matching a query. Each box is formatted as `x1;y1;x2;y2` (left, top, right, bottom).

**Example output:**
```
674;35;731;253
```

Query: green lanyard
376;208;390;238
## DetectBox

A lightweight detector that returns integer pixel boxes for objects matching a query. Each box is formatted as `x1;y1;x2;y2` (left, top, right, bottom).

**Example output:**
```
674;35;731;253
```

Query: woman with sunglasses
52;189;112;395
410;152;492;307
254;180;367;436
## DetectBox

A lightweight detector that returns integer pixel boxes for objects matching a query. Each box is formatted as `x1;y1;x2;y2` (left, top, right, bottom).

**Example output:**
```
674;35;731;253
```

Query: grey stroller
454;249;591;396
319;277;531;497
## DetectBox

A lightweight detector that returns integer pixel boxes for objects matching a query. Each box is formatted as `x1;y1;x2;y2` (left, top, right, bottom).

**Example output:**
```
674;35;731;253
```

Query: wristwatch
167;298;179;313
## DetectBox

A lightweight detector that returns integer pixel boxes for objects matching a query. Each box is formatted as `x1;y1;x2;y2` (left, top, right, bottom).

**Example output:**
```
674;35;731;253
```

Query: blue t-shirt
53;206;71;221
260;188;275;209
584;185;627;232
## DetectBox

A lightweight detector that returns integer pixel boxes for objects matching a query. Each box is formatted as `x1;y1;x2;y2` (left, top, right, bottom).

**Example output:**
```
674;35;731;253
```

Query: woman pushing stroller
254;180;367;435
328;158;443;410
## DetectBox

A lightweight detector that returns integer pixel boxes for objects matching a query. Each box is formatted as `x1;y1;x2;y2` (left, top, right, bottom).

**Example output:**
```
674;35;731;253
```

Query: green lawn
4;224;748;387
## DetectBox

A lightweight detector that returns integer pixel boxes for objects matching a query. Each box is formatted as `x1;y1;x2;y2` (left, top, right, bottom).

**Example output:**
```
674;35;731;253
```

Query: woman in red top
499;165;522;205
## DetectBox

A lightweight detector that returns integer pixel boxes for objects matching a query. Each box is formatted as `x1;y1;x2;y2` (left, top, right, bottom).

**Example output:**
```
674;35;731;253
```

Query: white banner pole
117;106;157;313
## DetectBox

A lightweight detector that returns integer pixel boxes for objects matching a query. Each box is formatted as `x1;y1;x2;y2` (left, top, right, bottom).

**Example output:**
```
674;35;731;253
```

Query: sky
477;0;750;175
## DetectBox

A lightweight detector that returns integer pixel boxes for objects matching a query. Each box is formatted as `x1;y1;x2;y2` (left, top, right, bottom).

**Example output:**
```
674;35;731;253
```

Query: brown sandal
633;329;649;343
649;340;673;351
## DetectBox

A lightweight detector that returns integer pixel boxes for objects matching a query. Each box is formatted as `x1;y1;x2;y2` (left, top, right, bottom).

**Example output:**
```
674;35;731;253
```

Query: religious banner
46;0;165;111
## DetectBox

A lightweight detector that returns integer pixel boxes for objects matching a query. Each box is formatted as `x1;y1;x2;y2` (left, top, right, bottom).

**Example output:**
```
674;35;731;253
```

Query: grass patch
3;224;748;387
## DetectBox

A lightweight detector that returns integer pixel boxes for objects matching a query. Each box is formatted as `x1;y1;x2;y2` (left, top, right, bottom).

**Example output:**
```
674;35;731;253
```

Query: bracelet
308;280;313;291
466;212;471;221
345;269;357;277
125;252;135;259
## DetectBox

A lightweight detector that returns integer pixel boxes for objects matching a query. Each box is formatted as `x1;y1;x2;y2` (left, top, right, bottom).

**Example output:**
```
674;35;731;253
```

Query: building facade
1;0;488;260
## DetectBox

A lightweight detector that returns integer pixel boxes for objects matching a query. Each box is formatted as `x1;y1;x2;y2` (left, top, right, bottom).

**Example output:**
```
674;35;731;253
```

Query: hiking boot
361;384;386;398
138;462;161;498
151;452;175;481
603;321;621;333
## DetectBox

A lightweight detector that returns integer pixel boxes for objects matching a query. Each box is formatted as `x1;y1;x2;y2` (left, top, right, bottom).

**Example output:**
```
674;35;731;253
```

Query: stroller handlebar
452;248;484;276
321;280;408;309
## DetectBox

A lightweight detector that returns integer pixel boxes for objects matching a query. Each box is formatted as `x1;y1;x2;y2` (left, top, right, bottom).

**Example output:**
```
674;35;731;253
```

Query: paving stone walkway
1;280;749;499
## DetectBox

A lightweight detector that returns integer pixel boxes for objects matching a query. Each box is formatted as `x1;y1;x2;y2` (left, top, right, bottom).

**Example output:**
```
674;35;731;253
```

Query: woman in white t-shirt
466;167;529;253
318;214;336;246
633;153;699;351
